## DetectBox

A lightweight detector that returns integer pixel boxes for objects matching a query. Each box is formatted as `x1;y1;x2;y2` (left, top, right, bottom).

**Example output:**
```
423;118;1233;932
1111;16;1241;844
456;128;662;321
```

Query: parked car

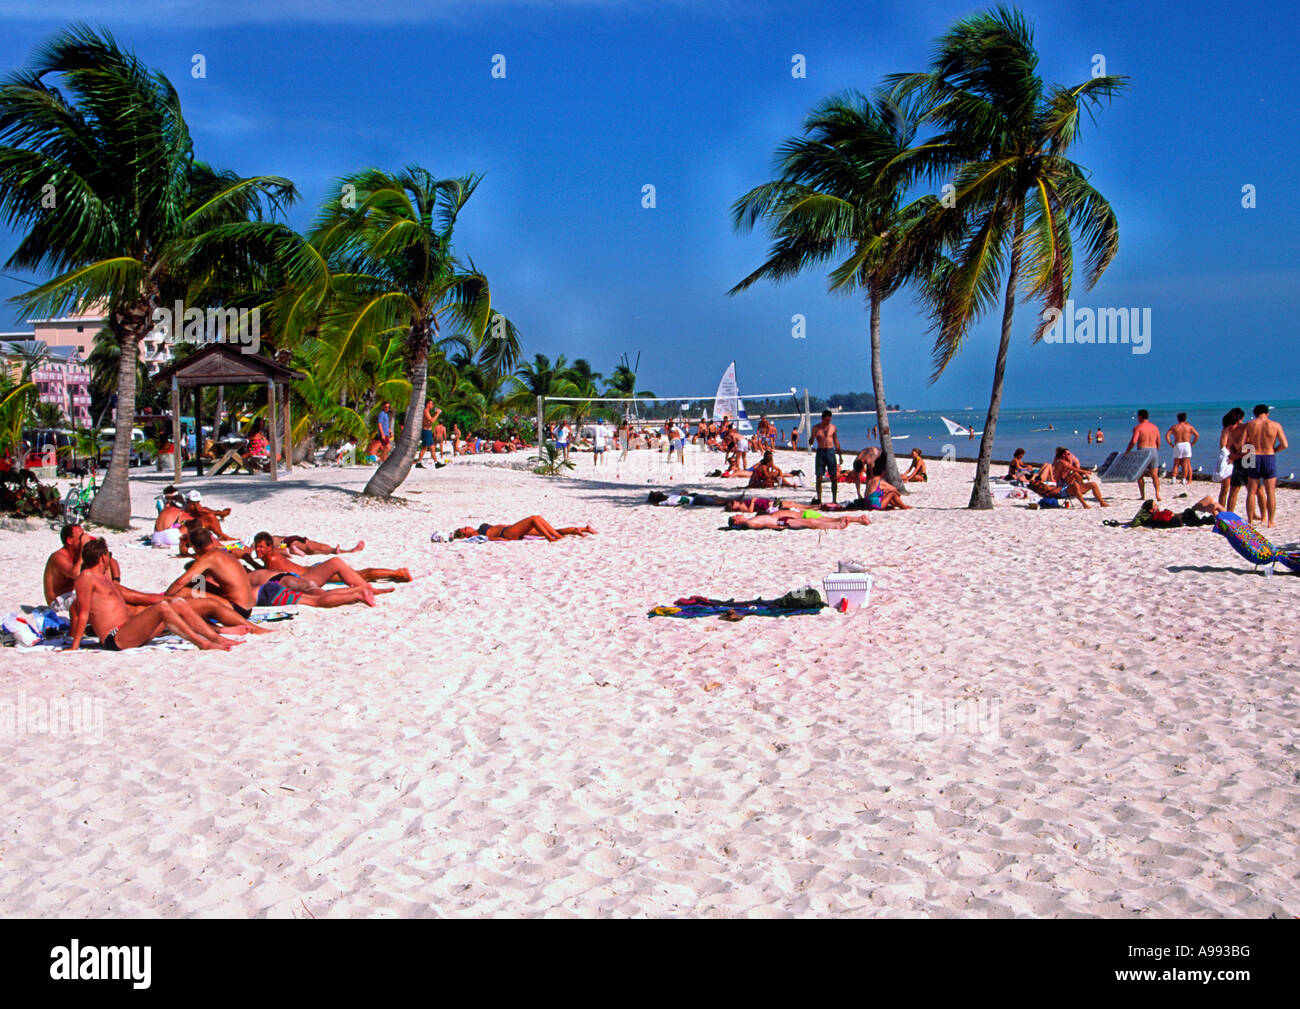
97;427;148;468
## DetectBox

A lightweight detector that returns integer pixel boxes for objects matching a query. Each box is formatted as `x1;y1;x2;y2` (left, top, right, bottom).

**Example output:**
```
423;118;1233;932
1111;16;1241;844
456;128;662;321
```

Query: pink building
32;347;93;428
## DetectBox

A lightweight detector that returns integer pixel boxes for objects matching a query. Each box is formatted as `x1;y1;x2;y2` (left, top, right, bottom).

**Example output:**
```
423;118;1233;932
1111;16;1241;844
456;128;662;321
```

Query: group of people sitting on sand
1005;446;1110;508
43;490;413;652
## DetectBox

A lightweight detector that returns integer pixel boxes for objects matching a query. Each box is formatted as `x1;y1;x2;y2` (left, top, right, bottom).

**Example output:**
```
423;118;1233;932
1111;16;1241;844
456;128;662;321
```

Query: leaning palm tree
306;167;511;498
0;25;295;526
889;6;1127;508
731;90;941;488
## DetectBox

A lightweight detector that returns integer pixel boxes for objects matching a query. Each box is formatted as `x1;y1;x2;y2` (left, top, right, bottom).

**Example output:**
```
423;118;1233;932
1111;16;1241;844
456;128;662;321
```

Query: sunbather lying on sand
178;522;362;558
68;538;245;651
727;510;871;530
452;517;597;541
250;532;409;586
725;496;804;513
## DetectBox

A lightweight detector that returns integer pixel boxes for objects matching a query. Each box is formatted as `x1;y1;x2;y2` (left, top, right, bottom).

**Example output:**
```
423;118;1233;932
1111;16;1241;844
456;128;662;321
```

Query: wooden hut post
171;377;183;483
267;379;279;482
282;381;293;473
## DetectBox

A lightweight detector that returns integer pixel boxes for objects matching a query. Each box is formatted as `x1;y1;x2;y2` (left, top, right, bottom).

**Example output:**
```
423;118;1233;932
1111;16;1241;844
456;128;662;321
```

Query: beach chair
1212;512;1300;575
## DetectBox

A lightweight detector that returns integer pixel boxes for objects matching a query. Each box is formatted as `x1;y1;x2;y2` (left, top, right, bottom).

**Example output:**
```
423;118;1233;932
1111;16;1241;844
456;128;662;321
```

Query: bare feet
393;568;412;582
339;541;364;553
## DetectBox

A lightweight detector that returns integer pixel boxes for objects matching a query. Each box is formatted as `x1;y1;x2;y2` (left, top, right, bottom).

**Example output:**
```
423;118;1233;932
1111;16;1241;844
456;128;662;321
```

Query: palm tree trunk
968;209;1026;510
88;306;147;529
363;323;429;498
868;292;904;489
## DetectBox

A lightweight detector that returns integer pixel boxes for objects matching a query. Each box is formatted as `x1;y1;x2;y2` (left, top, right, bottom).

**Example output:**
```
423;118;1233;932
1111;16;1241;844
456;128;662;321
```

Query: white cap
187;490;202;502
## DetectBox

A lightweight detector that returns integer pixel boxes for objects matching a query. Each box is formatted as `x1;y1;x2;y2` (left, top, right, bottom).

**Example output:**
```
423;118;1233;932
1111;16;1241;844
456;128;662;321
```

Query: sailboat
712;362;753;432
940;415;983;437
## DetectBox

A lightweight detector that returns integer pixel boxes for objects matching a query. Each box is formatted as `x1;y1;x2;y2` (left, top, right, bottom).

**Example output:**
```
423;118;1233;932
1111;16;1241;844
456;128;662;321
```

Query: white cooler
823;573;873;610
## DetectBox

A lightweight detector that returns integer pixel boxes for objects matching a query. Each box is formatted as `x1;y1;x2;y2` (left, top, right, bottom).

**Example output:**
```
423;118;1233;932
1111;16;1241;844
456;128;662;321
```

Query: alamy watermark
1;694;104;738
887;691;1000;740
151;300;261;354
1041;299;1151;355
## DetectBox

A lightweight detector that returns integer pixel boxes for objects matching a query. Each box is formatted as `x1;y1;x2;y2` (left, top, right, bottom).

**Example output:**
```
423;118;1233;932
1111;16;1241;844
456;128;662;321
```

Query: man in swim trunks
1165;412;1199;485
1242;404;1288;528
44;523;120;608
250;532;410;589
415;400;441;468
67;539;240;651
810;410;843;505
1126;409;1162;502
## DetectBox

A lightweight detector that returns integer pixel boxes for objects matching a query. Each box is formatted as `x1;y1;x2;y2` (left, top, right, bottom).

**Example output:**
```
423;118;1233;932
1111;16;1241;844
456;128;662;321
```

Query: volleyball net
535;389;811;478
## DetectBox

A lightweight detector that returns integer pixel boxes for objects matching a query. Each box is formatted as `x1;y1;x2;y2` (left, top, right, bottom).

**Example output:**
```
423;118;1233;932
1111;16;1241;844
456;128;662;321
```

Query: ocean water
773;401;1300;472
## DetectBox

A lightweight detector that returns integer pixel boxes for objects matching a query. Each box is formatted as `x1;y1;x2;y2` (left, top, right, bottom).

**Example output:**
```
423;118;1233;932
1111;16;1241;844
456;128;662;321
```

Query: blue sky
0;0;1295;409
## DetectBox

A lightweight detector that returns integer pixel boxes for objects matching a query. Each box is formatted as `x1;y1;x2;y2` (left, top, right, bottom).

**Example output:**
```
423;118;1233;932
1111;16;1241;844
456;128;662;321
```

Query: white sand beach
1;455;1298;917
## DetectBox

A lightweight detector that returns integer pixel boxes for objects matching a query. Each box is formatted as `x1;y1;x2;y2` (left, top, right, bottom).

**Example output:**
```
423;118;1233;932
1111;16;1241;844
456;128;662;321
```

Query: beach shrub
0;469;62;518
532;443;574;476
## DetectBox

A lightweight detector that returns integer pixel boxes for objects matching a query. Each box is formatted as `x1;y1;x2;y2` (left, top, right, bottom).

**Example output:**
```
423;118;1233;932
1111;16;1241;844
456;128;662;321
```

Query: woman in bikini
900;448;928;483
452;517;597;542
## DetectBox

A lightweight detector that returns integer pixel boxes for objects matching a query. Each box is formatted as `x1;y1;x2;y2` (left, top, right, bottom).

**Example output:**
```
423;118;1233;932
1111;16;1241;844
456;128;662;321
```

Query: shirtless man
67;538;239;651
176;527;383;610
44;523;120;608
251;531;410;589
810;410;843;505
1165;412;1199;485
850;446;881;500
1126;409;1162;502
1242;404;1288;527
415;400;441;468
154;489;231;547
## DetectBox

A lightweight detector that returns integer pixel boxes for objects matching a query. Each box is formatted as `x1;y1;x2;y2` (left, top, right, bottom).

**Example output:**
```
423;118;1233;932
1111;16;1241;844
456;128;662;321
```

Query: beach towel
649;588;825;619
4;608;297;650
1212;512;1300;574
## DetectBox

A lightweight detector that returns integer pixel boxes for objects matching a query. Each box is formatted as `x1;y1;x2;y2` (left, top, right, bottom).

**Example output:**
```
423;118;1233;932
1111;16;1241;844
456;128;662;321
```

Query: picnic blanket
649;588;825;620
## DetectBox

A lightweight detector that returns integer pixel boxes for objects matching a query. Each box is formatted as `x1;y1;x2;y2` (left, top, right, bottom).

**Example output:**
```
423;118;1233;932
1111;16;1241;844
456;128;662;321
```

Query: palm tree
889;6;1126;508
507;353;579;420
306;167;509;498
730;90;940;488
0;25;295;526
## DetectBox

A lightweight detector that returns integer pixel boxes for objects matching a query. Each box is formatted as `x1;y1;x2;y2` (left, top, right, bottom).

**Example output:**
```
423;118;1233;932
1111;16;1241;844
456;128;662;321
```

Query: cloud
0;0;722;27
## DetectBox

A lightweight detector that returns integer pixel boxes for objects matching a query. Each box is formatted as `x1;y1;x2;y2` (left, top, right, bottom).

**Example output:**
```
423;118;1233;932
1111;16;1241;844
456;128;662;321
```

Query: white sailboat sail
941;415;983;437
712;362;753;431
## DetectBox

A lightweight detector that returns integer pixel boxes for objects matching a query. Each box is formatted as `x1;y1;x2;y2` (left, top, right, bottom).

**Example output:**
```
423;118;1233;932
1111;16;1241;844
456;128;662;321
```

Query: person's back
1131;418;1160;448
1244;413;1283;456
